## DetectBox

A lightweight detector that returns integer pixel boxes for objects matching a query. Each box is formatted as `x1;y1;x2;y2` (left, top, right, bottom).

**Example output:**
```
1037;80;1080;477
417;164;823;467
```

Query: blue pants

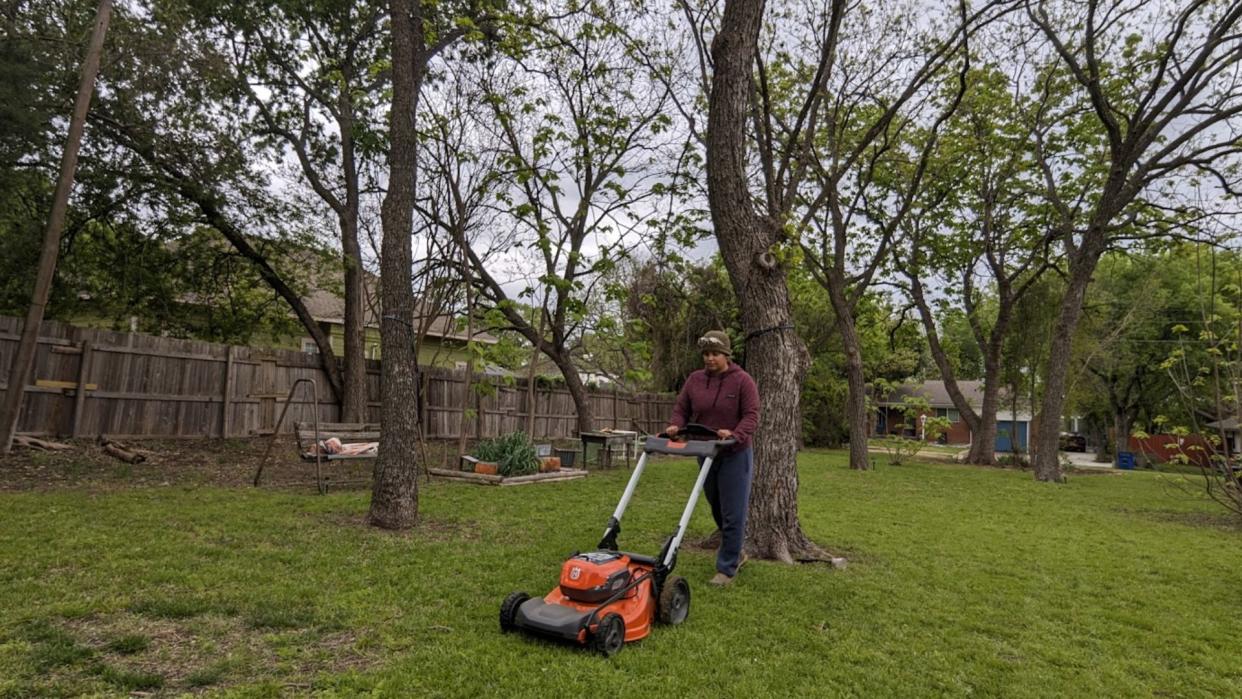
701;447;753;576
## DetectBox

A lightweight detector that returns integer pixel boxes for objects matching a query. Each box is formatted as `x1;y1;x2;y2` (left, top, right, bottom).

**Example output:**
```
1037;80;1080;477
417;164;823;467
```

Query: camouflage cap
697;330;732;357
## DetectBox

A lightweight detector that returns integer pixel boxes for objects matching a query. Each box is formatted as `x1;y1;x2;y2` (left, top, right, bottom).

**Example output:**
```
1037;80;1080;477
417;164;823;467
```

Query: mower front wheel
657;575;690;625
590;613;626;657
500;591;530;633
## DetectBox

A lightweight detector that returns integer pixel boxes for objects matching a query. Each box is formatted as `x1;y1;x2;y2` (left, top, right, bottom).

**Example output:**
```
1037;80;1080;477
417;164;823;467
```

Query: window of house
455;361;468;371
936;407;960;423
302;339;319;354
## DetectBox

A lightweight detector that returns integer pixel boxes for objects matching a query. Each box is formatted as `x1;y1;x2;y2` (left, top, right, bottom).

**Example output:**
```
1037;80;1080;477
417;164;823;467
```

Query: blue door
996;421;1029;452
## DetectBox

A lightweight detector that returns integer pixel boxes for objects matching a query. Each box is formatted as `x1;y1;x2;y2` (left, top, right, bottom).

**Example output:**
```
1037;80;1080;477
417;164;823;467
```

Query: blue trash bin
1117;451;1136;470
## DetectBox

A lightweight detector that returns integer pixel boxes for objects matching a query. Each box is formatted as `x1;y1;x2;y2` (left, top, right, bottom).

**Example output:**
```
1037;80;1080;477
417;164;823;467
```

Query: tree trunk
967;307;1014;465
1094;424;1109;463
550;350;594;435
968;374;1001;464
341;215;367;422
908;273;989;463
1032;255;1097;481
368;0;422;529
339;83;367;424
0;0;111;455
825;275;869;470
706;0;825;563
458;260;476;456
525;311;546;436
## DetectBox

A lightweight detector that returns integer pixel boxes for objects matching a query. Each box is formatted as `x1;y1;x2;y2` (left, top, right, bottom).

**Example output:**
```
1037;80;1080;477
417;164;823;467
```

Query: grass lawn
1;450;1240;697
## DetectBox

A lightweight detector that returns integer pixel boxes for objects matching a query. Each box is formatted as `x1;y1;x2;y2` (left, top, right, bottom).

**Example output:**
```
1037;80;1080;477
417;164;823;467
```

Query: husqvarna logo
570;566;582;581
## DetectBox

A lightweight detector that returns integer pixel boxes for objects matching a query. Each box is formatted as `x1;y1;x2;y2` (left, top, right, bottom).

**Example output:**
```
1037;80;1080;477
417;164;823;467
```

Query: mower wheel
590;613;626;657
657;575;691;625
499;591;530;633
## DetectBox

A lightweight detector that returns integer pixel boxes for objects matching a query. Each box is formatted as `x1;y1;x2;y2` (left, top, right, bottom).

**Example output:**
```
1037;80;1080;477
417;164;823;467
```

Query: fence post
71;340;92;437
476;377;486;439
221;345;234;438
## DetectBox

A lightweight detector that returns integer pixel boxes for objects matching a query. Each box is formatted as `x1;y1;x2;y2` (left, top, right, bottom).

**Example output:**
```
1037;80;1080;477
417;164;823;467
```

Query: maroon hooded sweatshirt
669;362;760;451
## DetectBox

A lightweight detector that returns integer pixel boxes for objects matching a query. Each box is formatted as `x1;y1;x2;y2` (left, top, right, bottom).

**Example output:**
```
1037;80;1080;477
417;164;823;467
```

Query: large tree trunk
0;0;111;455
706;0;824;563
368;0;422;529
1032;255;1097;482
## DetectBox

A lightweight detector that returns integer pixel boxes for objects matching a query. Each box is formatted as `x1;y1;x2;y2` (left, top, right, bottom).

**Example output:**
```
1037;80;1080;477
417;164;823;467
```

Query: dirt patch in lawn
10;611;374;695
0;437;457;492
309;510;481;541
1141;509;1242;532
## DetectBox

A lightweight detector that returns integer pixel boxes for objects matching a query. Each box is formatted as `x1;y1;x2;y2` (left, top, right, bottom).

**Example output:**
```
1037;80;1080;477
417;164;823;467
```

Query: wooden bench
295;421;381;460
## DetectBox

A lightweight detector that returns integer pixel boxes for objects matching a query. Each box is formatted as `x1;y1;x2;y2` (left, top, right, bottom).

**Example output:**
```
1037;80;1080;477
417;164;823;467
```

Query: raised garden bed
428;467;588;486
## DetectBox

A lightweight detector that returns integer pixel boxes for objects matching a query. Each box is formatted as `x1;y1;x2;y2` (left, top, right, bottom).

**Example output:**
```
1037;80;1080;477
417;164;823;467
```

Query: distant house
520;354;617;388
1205;418;1241;455
62;232;498;370
298;285;498;370
869;380;1032;452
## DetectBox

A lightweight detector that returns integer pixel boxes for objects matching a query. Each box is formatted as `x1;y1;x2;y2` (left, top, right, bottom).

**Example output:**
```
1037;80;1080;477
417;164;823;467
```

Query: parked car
1059;432;1087;452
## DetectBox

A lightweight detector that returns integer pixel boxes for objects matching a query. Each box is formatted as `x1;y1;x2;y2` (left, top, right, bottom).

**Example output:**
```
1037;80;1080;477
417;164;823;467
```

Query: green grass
105;633;150;655
1;452;1240;697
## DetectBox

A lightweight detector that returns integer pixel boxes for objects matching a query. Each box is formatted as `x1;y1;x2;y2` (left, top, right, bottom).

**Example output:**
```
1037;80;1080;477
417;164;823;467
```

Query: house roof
302;282;498;345
1206;417;1240;431
872;380;1024;410
171;232;496;344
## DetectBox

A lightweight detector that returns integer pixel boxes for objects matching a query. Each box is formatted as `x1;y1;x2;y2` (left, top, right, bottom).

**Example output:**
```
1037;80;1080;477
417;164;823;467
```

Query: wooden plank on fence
92;344;230;363
0;332;74;347
71;341;92;437
35;379;97;391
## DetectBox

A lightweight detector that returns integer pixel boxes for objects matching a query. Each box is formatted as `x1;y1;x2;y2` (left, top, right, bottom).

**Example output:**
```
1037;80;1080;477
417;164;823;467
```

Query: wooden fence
0;315;675;441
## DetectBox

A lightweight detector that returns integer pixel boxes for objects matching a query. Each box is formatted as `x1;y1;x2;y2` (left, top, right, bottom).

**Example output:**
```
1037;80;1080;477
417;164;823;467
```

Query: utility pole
0;0;113;454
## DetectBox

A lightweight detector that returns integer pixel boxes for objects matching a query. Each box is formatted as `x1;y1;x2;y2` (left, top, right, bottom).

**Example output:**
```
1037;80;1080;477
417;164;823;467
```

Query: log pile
98;436;146;464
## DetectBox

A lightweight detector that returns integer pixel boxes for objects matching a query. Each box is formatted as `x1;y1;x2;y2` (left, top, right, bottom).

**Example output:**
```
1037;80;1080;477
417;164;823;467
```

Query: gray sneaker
708;572;734;587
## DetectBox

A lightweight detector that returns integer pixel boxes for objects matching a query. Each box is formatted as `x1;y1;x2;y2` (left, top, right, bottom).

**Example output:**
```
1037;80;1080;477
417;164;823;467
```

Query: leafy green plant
473;432;540;477
871;380;953;465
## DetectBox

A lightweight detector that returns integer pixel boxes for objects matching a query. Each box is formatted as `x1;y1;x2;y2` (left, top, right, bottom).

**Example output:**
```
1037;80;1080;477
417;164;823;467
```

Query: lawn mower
499;423;734;656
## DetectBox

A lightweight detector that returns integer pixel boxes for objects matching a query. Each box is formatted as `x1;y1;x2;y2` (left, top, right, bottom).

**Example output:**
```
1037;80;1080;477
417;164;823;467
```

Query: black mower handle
647;423;736;457
660;422;731;441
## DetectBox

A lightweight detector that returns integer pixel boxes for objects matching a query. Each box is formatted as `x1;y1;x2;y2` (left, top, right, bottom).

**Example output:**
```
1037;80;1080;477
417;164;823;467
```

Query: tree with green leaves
79;2;351;404
211;0;390;422
420;4;681;434
1023;0;1242;482
774;0;1014;472
891;62;1058;466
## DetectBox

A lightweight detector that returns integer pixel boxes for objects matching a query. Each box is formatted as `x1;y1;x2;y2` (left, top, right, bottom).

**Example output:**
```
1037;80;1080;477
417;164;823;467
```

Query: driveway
1062;450;1115;470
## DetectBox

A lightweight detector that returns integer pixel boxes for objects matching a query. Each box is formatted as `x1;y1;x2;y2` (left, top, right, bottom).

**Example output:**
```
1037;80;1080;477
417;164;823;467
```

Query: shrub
474;432;540;477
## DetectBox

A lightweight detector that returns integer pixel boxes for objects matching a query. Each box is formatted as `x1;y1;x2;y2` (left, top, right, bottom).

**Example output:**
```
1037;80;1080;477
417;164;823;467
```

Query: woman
664;330;760;587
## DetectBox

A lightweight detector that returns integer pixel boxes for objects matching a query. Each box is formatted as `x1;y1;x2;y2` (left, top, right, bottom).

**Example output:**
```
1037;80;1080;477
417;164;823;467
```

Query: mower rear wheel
500;591;530;633
657;575;690;625
590;613;626;657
